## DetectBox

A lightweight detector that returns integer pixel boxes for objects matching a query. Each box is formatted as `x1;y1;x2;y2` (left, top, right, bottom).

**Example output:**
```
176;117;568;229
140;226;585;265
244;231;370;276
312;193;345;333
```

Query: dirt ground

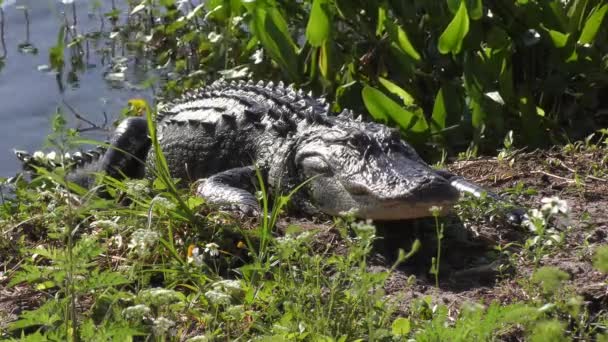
1;148;607;336
372;148;608;320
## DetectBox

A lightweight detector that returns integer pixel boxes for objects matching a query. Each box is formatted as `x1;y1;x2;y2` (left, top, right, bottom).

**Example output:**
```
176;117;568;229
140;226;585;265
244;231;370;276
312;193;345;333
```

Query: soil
1;148;607;335
371;148;608;320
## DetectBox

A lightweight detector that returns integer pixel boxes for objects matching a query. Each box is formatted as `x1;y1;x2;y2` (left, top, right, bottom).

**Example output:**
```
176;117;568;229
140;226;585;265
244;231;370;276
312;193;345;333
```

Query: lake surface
0;0;152;177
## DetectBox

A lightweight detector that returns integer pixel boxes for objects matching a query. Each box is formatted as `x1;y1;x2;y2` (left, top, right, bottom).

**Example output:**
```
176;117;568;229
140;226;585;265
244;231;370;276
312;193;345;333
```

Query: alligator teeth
277;81;284;88
307;90;313;97
266;81;274;89
256;80;265;87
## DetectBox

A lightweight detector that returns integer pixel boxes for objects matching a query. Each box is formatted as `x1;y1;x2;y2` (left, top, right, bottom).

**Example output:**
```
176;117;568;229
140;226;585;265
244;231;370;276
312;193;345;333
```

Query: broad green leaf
306;0;331;47
392;317;411;336
430;88;447;133
438;0;470;54
447;0;461;13
545;27;570;48
378;77;415;106
362;86;429;137
385;21;421;61
249;6;299;80
578;4;608;44
468;0;483;20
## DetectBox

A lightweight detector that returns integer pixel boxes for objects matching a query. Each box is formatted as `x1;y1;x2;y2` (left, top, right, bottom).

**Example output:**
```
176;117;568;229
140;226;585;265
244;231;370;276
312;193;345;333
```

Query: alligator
15;80;520;221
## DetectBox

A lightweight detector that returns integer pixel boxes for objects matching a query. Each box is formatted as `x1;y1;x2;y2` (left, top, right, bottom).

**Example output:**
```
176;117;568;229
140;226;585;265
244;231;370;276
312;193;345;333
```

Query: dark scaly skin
15;80;523;221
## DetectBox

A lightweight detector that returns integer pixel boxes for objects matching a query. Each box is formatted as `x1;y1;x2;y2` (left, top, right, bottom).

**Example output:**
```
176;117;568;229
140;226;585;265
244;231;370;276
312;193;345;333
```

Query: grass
1;116;608;341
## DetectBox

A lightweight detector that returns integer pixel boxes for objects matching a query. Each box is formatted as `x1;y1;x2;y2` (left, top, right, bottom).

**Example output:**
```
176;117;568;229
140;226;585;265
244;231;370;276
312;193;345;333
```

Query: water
0;0;153;177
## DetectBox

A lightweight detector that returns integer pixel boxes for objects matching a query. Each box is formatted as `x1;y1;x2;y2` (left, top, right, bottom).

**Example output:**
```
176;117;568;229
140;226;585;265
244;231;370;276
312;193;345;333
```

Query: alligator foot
196;166;261;217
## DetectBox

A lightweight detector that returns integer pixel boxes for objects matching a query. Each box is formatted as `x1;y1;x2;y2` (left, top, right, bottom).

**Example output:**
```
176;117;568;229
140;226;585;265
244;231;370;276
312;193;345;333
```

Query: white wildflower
122;304;151;320
128;229;160;256
187;246;204;266
250;49;264;64
187;335;211;342
125;179;149;196
204;289;232;306
522;209;546;233
90;219;119;230
32;151;45;161
208;32;222;43
110;235;123;248
139;288;182;306
212;279;243;297
204;242;220;257
540;196;569;215
153;195;176;210
152;316;175;335
46;151;57;162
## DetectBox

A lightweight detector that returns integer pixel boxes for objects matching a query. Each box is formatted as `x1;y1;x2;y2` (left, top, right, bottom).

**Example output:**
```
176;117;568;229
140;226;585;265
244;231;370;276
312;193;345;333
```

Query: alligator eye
300;156;332;176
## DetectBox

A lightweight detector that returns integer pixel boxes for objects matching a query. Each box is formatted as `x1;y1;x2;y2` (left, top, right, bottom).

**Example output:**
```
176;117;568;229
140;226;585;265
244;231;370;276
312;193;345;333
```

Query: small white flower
522;209;546;233
46;151;57;161
90;219;119;230
152;316;175;335
208;32;222;43
139;288;181;306
250;49;264;64
33;151;45;160
188;246;204;266
212;279;243;297
110;235;123;248
122;304;151;320
153;195;176;210
128;229;160;256
540;196;569;215
204;242;220;257
204;289;232;306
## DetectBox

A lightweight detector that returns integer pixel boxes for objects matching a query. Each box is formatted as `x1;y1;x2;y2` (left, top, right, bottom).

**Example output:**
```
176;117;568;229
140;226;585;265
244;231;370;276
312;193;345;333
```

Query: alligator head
290;119;460;220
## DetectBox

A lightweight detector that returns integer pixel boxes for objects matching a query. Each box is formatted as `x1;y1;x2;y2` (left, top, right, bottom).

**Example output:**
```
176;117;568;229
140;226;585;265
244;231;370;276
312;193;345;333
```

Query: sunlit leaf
306;0;331;47
438;0;470;54
385;20;421;61
430;88;447;133
544;27;570;48
130;2;146;15
378;77;415;106
578;4;608;44
392;317;411;336
362;86;429;139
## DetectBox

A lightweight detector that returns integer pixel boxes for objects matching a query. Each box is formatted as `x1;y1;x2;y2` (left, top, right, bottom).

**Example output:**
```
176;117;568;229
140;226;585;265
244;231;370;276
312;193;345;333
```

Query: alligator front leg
195;166;261;216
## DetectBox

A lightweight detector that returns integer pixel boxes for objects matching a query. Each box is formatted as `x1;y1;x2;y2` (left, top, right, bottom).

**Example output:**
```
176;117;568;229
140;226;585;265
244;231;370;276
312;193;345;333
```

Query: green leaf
306;0;331;47
544;28;570;48
468;0;483;20
362;86;429;139
578;4;608;44
392;317;411;336
438;0;470;54
49;26;66;71
249;6;299;80
385;20;421;61
378;77;415;106
430;88;447;133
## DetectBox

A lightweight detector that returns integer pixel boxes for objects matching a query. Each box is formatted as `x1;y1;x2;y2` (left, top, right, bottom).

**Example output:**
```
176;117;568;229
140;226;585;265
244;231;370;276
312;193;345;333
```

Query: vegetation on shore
1;0;608;340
